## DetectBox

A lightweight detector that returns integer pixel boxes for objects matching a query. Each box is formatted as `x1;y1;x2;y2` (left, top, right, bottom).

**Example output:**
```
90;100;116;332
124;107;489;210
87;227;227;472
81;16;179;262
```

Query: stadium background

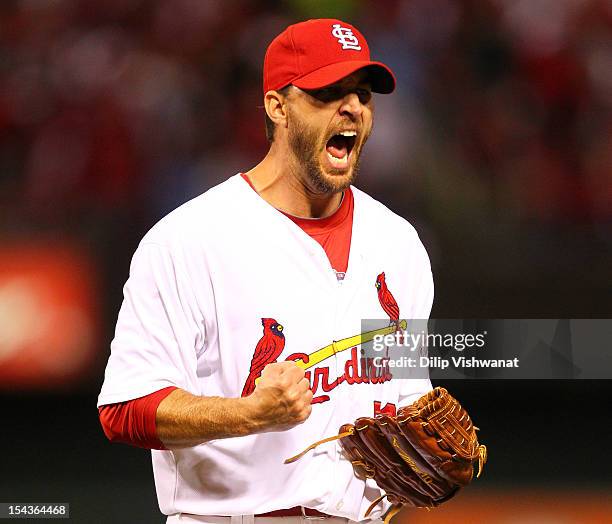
0;1;610;522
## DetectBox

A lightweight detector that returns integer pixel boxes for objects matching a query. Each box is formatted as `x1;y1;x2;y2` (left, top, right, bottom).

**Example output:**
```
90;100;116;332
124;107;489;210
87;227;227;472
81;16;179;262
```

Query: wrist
235;394;267;435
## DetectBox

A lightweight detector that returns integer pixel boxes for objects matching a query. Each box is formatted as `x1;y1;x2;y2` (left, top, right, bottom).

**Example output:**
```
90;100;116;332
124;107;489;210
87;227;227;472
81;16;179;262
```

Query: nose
339;92;364;120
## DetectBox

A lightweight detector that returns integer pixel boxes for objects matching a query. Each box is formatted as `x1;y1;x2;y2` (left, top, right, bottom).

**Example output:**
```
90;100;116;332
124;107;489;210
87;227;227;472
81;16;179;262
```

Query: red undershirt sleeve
98;386;178;450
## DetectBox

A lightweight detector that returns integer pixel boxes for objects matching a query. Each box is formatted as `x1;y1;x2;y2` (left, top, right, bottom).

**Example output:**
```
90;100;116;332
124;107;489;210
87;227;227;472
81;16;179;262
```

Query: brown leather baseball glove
285;387;487;522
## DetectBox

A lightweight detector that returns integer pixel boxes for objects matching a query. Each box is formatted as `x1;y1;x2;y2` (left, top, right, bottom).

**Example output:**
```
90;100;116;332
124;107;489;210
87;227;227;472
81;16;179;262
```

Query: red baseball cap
263;19;396;95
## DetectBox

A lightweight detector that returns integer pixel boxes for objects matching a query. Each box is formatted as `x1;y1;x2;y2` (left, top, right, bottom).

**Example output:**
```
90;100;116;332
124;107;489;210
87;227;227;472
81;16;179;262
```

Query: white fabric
98;174;434;521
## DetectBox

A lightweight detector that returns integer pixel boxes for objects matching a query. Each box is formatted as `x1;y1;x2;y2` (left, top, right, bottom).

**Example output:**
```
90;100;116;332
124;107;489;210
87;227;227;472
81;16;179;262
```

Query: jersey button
336;501;343;510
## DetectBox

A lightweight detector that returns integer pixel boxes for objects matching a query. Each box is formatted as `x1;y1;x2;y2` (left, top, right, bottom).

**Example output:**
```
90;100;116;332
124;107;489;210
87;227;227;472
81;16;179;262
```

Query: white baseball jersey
98;173;434;521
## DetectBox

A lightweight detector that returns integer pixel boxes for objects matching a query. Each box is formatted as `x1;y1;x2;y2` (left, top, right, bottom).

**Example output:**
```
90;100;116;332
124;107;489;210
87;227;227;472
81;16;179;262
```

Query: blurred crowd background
1;0;610;522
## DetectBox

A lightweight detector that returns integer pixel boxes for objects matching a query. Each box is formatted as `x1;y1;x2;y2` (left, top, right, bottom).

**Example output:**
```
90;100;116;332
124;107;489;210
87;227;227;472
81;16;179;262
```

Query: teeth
339;130;357;137
327;151;348;166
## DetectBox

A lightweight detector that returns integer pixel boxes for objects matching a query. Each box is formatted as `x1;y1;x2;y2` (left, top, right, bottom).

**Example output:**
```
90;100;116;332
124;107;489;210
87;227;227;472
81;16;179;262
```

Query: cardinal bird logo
241;318;285;397
375;272;400;329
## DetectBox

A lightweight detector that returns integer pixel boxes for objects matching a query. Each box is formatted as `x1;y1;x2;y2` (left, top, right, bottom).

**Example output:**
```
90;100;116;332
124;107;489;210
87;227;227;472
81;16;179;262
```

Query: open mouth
325;131;357;169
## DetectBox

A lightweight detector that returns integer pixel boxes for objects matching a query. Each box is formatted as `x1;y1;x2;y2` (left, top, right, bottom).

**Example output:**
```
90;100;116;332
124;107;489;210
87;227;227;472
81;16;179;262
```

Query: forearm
155;389;264;448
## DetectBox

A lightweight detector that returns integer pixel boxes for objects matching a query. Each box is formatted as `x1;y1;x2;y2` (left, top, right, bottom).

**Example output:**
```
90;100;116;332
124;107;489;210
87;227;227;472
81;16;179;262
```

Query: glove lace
284;429;354;464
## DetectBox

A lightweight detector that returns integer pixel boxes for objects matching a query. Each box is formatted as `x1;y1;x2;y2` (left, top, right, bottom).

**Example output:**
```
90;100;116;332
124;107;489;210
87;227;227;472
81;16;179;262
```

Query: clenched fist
246;361;313;432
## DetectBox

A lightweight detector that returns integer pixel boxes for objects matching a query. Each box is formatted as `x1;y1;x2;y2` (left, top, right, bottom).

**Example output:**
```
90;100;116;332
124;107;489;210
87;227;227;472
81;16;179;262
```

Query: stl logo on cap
263;18;396;94
331;23;362;51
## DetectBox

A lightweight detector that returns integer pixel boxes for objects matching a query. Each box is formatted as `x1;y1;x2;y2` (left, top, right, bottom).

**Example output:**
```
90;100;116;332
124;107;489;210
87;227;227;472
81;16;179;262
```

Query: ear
264;89;289;129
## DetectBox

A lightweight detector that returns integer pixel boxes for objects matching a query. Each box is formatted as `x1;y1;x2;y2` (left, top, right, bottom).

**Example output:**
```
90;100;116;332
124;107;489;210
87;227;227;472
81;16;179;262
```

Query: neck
244;144;343;219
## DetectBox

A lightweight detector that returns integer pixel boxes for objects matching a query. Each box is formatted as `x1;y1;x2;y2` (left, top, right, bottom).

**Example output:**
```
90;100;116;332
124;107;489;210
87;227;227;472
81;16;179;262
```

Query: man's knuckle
286;391;297;403
262;363;277;375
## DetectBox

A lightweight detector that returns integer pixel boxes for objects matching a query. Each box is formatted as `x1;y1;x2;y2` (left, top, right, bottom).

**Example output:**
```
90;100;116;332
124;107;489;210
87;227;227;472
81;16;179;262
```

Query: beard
287;109;371;194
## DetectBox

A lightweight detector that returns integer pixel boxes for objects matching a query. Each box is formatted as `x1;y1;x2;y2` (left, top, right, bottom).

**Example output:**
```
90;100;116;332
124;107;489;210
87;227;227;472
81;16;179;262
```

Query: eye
277;325;283;331
356;88;372;104
308;87;342;102
304;85;371;104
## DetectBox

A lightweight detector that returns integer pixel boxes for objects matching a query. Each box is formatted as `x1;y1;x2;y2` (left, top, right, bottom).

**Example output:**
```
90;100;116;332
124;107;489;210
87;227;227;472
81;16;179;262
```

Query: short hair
264;85;291;143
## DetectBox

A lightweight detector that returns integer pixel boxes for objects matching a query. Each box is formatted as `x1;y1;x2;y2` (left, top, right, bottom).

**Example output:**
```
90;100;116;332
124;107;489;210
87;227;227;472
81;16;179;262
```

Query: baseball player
98;19;434;523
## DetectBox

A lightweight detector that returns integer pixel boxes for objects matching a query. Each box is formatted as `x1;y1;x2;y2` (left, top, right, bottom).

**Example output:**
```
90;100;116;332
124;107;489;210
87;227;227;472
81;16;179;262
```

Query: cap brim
291;60;396;94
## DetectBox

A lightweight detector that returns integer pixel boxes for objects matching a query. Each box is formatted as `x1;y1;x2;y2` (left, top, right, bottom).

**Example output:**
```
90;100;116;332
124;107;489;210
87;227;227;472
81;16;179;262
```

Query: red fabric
263;19;395;94
240;173;353;273
98;386;177;450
